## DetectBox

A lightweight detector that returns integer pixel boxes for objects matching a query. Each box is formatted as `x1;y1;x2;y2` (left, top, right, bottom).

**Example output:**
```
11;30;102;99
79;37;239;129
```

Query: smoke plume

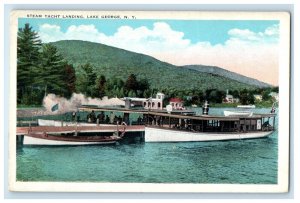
43;93;125;113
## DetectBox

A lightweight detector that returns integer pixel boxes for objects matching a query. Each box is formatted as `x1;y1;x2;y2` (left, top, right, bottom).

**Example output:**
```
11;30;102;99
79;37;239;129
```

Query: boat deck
16;125;145;135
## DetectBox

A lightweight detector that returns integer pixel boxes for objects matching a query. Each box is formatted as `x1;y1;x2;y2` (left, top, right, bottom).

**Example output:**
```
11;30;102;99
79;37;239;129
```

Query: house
169;98;184;110
223;90;239;103
269;92;279;102
254;94;263;102
124;92;165;110
223;94;234;103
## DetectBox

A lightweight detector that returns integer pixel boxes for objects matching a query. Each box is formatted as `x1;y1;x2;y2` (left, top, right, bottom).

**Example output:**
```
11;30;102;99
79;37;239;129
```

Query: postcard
9;10;290;193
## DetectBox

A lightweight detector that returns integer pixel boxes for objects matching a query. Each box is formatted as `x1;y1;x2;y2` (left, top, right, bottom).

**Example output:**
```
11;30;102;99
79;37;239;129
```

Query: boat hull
237;105;256;109
23;133;121;146
145;127;273;142
38;119;114;127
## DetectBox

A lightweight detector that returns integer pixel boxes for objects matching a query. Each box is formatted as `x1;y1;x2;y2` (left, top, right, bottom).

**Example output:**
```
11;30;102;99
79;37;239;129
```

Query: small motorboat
224;110;253;117
237;105;256;109
22;132;123;146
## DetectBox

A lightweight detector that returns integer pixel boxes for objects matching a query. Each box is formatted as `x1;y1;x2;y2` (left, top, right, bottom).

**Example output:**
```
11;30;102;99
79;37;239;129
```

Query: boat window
158;102;161;108
208;120;220;127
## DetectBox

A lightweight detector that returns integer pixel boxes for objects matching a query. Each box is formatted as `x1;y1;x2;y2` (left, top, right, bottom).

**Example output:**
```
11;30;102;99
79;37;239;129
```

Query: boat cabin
142;112;275;133
78;105;275;133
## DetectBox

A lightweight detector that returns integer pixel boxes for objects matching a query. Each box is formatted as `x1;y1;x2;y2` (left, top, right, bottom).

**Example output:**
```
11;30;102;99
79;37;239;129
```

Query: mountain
51;40;271;92
182;65;272;88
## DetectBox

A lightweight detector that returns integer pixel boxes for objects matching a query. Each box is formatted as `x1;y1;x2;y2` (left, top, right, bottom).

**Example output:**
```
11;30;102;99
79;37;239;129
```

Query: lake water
16;108;278;184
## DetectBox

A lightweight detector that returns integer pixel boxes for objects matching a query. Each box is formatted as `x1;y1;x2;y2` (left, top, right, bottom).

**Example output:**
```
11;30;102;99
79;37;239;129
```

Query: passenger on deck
181;119;186;129
87;110;96;123
109;112;115;124
105;115;110;124
113;116;118;124
72;112;76;121
97;112;105;123
137;116;142;125
117;115;122;124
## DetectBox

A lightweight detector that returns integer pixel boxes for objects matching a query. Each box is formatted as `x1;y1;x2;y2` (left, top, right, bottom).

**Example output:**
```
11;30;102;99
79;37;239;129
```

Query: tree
239;89;255;105
125;74;138;94
205;89;226;103
76;63;97;97
96;75;107;98
17;23;42;104
229;90;240;99
64;64;76;98
36;44;66;97
137;78;150;97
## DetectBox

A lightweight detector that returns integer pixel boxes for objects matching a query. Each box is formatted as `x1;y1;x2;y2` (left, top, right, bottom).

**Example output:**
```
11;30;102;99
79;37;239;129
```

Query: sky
19;18;280;85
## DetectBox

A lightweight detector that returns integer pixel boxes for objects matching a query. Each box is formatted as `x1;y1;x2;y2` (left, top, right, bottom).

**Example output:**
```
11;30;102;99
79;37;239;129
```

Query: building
269;92;279;102
124;92;165;110
169;98;184;110
223;94;234;103
223;90;239;103
254;94;263;102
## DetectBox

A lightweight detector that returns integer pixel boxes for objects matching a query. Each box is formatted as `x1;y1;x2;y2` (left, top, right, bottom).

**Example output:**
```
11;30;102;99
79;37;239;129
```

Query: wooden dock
16;125;145;135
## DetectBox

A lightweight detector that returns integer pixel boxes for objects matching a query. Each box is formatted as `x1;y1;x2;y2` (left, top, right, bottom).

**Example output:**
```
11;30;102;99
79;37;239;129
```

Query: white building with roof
124;92;165;110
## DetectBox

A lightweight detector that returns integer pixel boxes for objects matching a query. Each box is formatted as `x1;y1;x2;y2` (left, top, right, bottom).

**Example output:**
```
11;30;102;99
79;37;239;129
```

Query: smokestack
202;100;209;115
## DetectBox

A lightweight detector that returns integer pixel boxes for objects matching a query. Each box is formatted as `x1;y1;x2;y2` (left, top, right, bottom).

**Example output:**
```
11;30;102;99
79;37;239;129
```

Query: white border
8;10;290;193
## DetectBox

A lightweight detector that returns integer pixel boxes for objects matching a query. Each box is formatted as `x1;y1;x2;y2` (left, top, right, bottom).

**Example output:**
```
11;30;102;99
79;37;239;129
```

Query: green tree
262;89;272;101
229;90;240;98
137;78;150;97
240;89;255;105
17;23;42;104
96;75;107;98
64;64;76;98
36;44;66;97
206;89;226;103
76;63;97;97
125;74;138;94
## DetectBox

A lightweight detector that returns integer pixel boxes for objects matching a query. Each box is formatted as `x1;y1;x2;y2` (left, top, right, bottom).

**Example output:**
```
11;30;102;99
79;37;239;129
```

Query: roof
78;106;276;121
170;98;183;103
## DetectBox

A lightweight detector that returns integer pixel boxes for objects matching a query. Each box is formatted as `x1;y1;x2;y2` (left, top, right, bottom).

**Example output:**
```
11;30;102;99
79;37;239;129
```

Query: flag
51;103;59;112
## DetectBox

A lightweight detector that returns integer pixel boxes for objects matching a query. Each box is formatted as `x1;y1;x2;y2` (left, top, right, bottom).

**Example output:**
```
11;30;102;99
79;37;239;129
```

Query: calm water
16;108;278;184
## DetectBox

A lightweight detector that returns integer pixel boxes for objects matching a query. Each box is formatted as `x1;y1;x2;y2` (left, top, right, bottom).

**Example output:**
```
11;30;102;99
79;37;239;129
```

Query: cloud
38;22;279;85
39;24;64;42
227;24;279;44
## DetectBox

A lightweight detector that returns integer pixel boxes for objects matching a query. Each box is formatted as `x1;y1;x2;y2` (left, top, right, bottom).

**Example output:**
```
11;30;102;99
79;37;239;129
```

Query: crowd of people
69;110;145;125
